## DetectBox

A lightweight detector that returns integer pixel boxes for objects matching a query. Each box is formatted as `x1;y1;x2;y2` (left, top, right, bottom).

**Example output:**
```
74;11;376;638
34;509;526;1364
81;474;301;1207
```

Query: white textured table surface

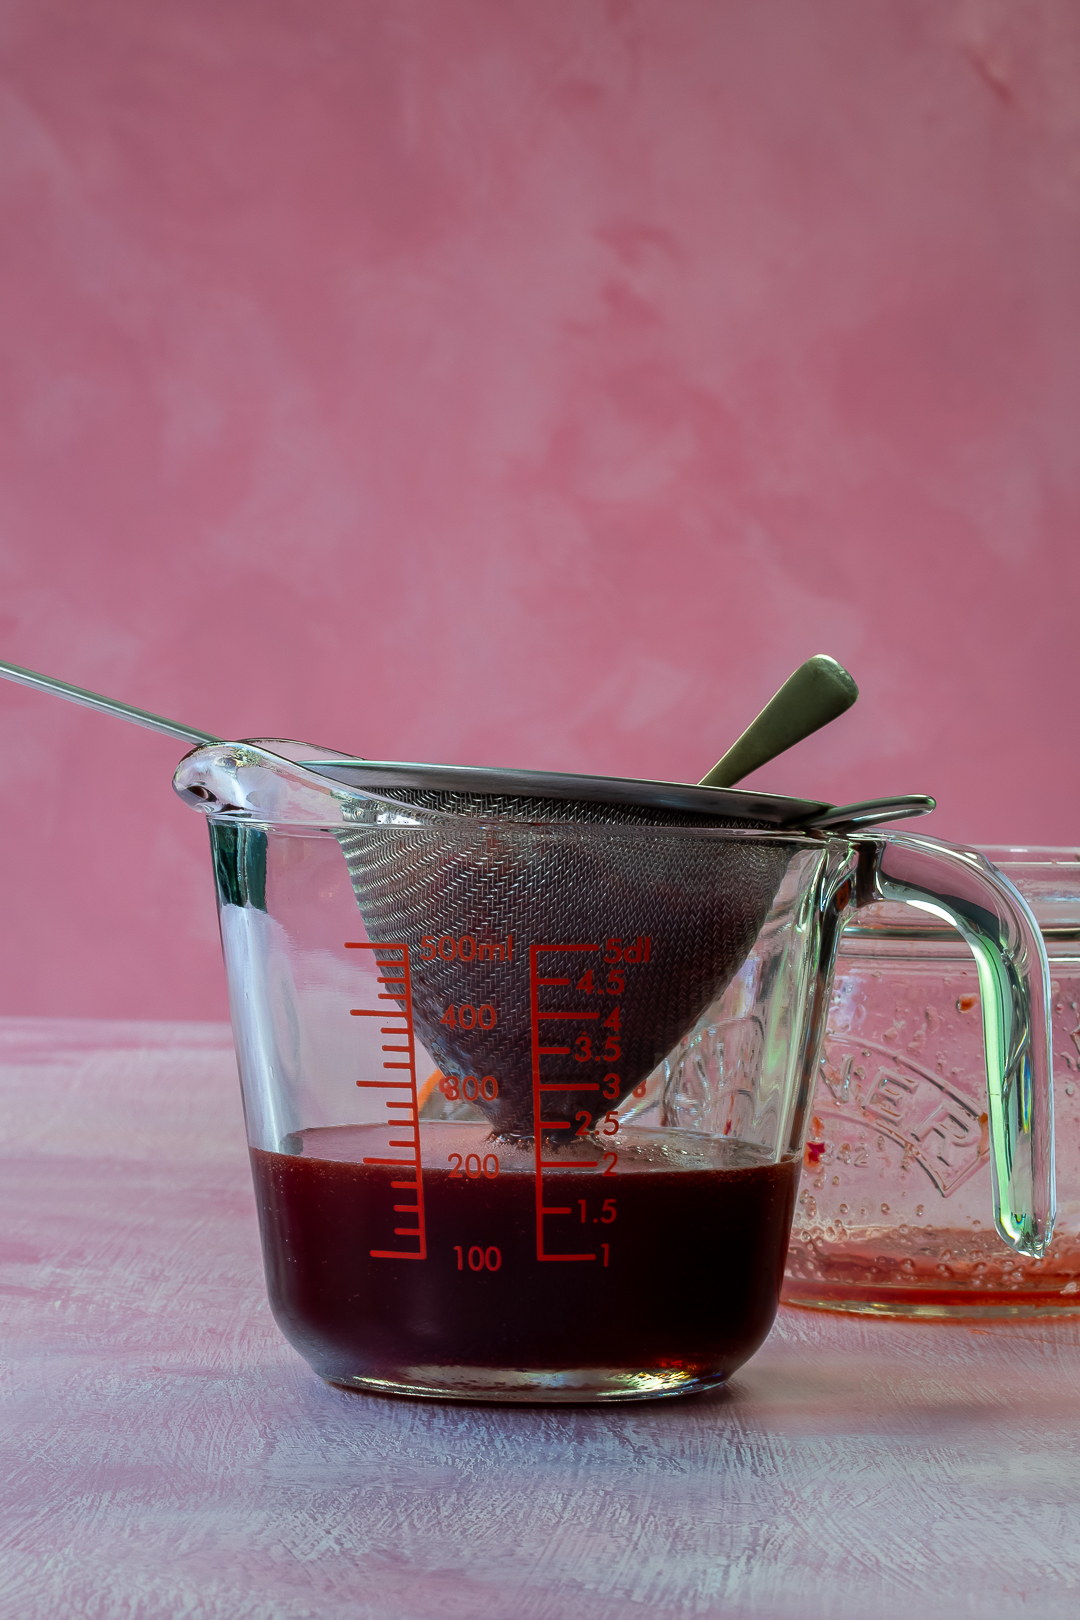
3;1019;1080;1620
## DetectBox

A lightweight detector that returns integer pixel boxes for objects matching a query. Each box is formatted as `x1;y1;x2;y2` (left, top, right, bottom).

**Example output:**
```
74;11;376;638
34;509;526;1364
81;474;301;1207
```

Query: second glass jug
784;846;1076;1315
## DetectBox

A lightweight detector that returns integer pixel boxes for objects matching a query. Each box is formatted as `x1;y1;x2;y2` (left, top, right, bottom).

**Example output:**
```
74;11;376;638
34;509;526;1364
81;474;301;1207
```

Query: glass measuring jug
176;741;1054;1401
783;847;1078;1316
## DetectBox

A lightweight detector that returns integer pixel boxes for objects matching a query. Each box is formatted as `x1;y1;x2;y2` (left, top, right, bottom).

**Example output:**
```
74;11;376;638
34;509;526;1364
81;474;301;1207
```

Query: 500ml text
421;934;513;964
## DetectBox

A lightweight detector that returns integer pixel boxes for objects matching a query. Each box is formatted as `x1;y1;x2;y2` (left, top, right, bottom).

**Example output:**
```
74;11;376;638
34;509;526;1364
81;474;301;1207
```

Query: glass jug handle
851;831;1055;1257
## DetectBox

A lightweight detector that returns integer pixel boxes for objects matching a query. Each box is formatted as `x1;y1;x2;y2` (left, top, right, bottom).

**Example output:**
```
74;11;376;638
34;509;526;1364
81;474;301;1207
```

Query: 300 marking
439;1074;500;1102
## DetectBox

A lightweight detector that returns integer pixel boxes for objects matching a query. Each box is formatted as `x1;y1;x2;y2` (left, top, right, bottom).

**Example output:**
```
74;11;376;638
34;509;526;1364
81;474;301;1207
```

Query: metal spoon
0;653;858;781
0;658;220;748
0;655;930;828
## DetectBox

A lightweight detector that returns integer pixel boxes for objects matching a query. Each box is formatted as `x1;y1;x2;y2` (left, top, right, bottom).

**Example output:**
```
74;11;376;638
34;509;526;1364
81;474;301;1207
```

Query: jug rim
173;738;935;834
226;738;934;831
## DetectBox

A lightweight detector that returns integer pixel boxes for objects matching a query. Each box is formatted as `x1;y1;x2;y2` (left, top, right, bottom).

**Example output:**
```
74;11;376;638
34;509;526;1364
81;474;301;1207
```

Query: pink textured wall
0;0;1077;1019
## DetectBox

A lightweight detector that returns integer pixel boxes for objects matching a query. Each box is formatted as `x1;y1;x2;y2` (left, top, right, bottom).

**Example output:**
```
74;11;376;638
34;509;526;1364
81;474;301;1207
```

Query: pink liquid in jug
250;1123;799;1394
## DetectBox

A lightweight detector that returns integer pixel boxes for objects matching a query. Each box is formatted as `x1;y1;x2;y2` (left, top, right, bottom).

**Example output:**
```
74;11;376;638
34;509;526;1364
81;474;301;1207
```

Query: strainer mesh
336;788;791;1137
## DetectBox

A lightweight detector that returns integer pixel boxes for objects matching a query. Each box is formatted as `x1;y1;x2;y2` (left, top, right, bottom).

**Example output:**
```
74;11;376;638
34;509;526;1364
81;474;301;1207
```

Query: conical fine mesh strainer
336;785;792;1137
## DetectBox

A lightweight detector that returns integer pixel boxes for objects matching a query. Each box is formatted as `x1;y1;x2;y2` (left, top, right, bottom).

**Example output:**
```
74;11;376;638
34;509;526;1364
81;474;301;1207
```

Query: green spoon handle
699;654;858;789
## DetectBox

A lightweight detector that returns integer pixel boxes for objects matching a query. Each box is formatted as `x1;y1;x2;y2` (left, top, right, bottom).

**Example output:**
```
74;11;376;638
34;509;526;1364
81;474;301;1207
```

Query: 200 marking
448;1152;500;1180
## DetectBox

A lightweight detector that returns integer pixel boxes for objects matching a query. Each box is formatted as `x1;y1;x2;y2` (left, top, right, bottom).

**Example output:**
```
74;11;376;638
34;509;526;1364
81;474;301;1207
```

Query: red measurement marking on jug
345;940;427;1261
529;941;609;1264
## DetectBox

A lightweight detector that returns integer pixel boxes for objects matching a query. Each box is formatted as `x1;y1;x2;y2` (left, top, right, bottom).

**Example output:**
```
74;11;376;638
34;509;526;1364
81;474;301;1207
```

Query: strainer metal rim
291;756;832;826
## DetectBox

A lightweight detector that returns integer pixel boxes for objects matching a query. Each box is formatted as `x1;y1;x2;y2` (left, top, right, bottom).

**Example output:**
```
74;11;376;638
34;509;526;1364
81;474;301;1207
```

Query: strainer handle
852;831;1055;1258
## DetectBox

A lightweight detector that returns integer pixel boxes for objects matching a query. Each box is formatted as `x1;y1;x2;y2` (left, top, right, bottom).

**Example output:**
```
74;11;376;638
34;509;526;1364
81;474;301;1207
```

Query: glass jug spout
850;833;1055;1258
